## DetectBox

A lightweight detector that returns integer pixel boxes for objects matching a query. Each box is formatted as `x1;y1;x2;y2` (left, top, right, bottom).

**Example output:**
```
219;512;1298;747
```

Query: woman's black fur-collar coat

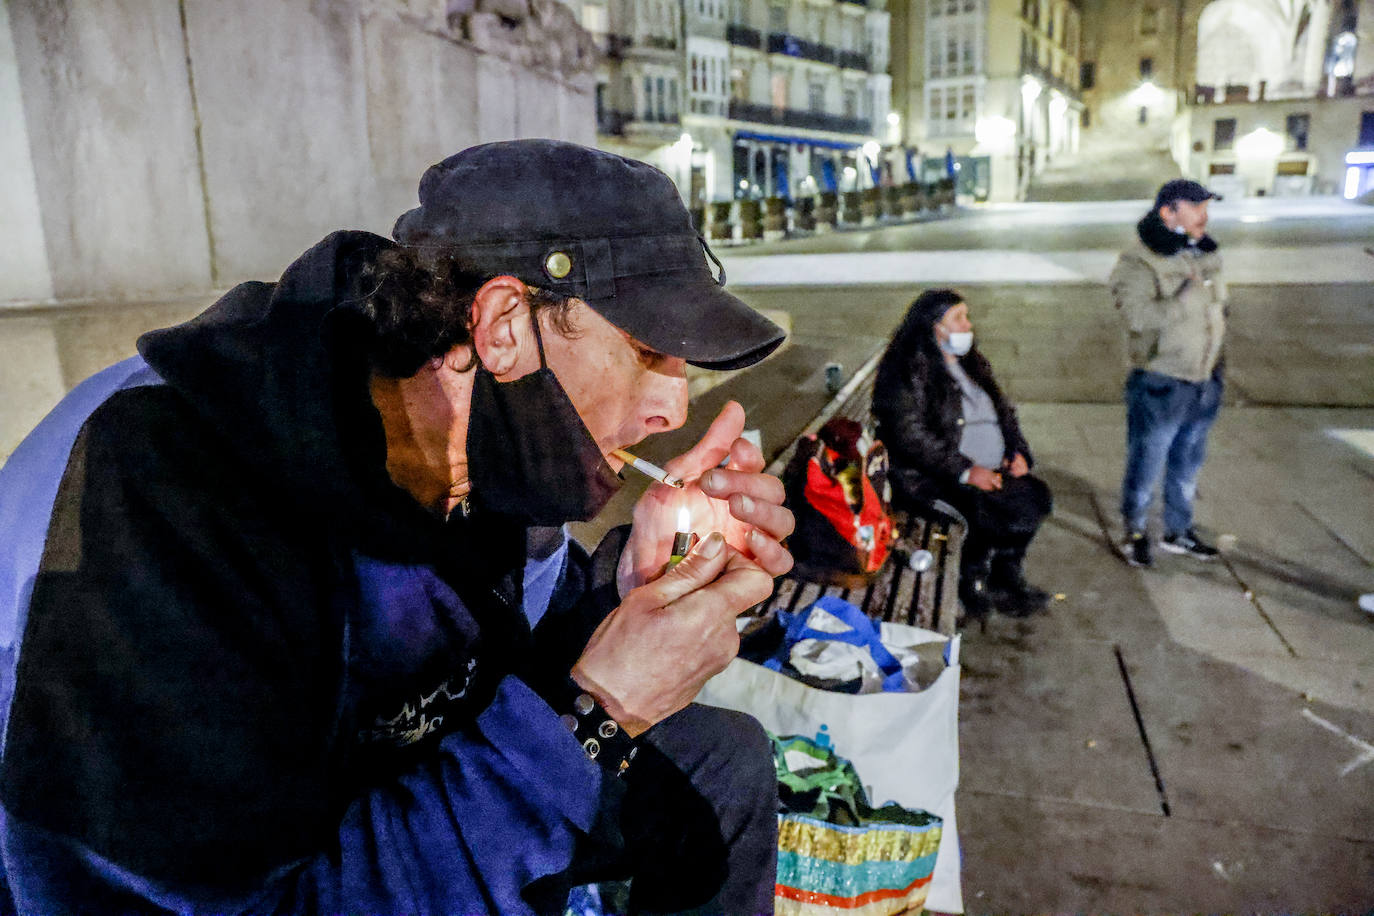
871;336;1031;506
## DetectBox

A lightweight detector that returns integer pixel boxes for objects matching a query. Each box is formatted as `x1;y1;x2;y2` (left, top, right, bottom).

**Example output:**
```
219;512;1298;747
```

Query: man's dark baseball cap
392;139;784;370
1155;178;1222;209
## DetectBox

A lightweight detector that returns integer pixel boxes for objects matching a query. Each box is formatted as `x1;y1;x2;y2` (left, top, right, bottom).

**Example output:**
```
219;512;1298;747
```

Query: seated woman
872;289;1053;619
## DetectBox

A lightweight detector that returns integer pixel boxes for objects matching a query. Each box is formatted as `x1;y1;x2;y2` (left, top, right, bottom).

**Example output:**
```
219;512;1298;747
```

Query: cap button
545;251;573;280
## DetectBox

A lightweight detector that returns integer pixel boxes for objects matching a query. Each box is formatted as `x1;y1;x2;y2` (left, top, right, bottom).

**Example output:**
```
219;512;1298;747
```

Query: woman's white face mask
940;330;974;356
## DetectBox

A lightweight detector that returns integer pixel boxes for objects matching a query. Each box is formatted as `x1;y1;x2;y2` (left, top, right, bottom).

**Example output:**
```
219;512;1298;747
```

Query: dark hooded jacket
871;301;1031;506
0;231;627;914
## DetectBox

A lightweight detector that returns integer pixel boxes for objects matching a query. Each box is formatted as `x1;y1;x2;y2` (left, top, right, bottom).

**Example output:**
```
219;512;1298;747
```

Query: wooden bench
763;353;967;635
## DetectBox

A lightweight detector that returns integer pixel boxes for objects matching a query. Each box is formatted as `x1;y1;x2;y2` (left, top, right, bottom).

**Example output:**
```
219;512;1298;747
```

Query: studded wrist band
560;690;638;778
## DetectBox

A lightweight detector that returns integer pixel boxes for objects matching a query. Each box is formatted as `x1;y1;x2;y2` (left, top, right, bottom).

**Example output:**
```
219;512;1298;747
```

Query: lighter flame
676;506;692;532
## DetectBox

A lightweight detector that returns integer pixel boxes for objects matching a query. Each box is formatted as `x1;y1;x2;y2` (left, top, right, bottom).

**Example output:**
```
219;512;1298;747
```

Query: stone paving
3;198;1372;912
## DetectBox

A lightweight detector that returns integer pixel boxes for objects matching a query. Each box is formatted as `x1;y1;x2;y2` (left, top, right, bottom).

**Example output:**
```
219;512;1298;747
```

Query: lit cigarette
611;449;684;488
668;506;695;567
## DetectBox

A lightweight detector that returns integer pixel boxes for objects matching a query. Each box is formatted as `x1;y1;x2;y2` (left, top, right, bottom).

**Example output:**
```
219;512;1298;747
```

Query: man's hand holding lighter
572;401;795;735
616;400;795;592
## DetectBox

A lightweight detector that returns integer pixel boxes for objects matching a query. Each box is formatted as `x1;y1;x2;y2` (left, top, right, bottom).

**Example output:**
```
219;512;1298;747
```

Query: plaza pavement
2;198;1371;911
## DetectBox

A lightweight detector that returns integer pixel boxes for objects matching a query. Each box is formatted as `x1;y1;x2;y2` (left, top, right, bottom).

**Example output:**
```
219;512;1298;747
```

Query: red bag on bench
783;417;896;583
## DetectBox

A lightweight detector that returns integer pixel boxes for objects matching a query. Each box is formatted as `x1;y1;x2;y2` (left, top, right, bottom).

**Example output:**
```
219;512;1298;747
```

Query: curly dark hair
355;245;578;378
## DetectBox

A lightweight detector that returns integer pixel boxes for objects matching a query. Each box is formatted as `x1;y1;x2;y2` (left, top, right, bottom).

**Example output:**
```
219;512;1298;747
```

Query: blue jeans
1120;369;1223;536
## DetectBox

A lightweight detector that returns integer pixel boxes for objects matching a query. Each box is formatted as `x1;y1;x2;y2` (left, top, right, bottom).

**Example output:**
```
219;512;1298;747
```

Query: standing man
0;141;793;914
1110;179;1226;568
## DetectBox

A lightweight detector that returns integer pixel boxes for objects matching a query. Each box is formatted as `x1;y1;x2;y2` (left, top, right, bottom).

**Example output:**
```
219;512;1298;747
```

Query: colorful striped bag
772;734;942;915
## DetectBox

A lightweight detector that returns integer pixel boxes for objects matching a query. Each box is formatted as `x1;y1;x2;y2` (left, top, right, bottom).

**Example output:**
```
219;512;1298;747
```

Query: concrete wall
1;0;595;305
5;0;212;302
0;0;594;459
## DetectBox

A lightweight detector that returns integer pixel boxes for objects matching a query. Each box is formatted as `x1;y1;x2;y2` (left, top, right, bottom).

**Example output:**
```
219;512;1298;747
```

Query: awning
733;131;862;151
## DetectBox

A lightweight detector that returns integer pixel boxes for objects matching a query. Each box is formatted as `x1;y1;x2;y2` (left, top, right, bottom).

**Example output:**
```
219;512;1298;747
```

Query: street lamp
1130;80;1164;107
1235;127;1283;160
975;115;1016;150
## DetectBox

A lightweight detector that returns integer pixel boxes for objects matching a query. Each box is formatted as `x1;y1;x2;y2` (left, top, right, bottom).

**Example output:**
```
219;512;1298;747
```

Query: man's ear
470;276;532;376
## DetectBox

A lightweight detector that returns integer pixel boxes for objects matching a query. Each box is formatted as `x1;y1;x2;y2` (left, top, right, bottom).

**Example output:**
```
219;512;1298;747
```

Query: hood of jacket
135;230;452;558
1137;208;1219;256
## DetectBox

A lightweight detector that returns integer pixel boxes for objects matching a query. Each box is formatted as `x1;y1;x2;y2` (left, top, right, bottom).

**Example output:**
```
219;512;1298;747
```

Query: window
1360;111;1374;147
1213;117;1236;151
656;76;667;119
1286;113;1310;151
643;76;653;119
731;67;748;101
1139;106;1148;124
809;81;825;112
1141;5;1158;35
1140;57;1153;79
581;2;607;34
843;88;858;118
768;2;786;32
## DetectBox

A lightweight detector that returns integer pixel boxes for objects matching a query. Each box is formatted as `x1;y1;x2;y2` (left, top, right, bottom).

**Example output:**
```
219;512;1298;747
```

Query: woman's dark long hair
886;288;964;367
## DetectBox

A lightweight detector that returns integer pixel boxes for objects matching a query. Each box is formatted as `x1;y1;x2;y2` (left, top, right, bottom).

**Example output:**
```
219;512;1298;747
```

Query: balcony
597;110;632;136
727;23;762;49
767;32;837;66
837;49;870;71
597;109;681;136
606;34;678;57
728;99;871;135
1020;53;1081;100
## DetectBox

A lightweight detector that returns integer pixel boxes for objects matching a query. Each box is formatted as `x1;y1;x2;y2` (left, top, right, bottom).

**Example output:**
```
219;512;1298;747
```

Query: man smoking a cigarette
0;141;794;914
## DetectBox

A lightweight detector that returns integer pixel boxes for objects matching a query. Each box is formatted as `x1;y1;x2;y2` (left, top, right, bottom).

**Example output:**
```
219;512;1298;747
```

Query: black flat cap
392;139;785;370
1155;178;1222;209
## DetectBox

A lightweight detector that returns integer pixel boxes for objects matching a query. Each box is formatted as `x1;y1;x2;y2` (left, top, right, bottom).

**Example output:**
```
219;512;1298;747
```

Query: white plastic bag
697;601;964;913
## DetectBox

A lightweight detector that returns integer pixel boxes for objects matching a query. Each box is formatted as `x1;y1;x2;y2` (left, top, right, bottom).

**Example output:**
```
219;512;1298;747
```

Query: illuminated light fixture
1236;127;1284;160
887;112;901;126
1331;32;1356;78
1020;76;1042;104
843;165;857;177
974;115;1016;147
1345;166;1362;200
862;140;881;159
1048;91;1067;120
738;179;749;189
1130;79;1164;106
1346;151;1374;165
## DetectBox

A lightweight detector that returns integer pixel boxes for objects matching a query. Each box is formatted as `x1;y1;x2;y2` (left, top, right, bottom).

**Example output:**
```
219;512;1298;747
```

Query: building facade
889;0;1084;201
585;0;893;207
1078;0;1374;198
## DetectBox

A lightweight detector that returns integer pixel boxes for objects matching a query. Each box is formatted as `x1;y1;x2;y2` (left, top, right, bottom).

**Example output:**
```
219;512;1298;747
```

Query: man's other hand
967;465;1003;491
572;533;773;736
618;401;794;593
1005;453;1030;478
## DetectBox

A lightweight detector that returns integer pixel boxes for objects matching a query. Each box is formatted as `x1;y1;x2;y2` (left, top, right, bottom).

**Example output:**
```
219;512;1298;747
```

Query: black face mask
465;315;622;525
